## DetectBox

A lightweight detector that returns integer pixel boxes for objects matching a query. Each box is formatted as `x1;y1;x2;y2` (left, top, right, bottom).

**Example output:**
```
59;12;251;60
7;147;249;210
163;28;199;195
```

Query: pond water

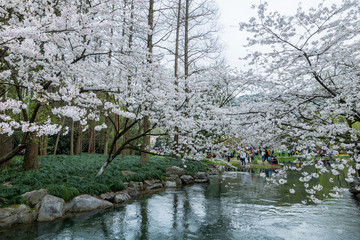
1;171;360;240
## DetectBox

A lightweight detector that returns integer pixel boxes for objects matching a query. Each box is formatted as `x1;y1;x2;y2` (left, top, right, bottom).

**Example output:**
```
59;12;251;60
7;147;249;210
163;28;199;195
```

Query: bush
47;184;80;202
0;154;207;207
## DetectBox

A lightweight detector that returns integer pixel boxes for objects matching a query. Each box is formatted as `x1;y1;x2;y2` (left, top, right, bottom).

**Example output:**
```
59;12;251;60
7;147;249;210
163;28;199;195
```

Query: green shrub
0;185;27;207
0;154;207;207
109;181;126;192
47;184;80;202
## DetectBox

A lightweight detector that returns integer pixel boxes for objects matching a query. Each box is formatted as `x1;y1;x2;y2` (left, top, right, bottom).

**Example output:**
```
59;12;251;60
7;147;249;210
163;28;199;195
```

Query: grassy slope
0;154;206;207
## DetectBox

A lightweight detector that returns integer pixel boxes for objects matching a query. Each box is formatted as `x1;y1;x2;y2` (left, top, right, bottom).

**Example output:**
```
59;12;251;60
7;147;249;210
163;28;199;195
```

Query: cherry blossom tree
0;0;131;168
237;0;360;202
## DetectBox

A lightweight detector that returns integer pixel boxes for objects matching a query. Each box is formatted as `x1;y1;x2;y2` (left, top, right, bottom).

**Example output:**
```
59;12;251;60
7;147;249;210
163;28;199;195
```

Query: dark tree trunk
70;119;74;156
104;118;109;155
173;0;182;148
140;0;154;164
53;117;65;155
122;120;130;158
88;121;96;154
0;134;13;167
75;121;82;154
39;135;47;156
22;132;39;171
113;114;119;154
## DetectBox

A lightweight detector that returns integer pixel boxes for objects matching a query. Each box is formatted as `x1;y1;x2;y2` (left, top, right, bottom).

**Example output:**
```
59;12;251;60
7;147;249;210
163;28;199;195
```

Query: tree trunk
122;122;130;158
22;132;39;171
0;134;13;167
104;117;109;155
75;121;82;154
113;114;119;154
140;0;154;164
122;0;134;158
141;116;151;163
181;0;190;155
88;121;96;154
70;119;74;156
184;0;189;87
0;85;13;167
53;117;65;155
173;0;182;149
39;135;47;156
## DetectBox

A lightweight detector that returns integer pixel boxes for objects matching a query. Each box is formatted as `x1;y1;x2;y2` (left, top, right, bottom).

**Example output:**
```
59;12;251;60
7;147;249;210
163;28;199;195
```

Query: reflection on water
1;172;360;240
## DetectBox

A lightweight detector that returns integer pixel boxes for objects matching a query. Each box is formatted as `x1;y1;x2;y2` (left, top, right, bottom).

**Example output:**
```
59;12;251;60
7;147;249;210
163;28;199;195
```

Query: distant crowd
151;146;334;166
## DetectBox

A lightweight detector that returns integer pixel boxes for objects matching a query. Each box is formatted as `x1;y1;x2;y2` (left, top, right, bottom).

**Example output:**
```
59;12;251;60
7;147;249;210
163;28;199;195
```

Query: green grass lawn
0;154;206;207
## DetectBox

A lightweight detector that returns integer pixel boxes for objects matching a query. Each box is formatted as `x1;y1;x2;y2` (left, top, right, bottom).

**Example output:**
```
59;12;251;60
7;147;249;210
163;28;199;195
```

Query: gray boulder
166;166;185;177
15;204;37;224
100;192;116;202
21;189;48;207
194;172;210;183
0;204;37;228
128;181;144;191
127;187;140;197
0;207;17;228
180;175;194;184
165;175;182;187
37;195;65;222
114;191;131;203
66;195;113;212
144;180;163;190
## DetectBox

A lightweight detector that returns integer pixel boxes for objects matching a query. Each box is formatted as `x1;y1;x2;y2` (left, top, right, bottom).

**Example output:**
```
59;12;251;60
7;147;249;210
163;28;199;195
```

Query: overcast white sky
214;0;341;69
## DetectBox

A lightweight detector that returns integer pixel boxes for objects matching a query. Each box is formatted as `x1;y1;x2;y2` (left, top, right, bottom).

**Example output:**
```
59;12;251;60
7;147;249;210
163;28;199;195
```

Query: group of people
260;149;279;165
236;149;256;166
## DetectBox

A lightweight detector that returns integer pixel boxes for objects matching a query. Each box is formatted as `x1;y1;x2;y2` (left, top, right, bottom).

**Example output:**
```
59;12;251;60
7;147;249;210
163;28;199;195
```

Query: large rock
0;207;17;228
15;204;37;224
37;195;65;222
166;166;185;177
100;192;116;202
114;191;131;203
66;195;113;212
144;180;164;190
127;187;140;197
0;204;37;228
180;175;194;184
128;181;144;192
165;175;182;187
21;189;48;207
194;172;210;183
349;177;360;195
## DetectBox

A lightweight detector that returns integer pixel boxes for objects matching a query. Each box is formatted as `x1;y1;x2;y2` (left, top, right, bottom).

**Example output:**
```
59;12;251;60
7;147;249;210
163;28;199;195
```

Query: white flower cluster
0;99;26;114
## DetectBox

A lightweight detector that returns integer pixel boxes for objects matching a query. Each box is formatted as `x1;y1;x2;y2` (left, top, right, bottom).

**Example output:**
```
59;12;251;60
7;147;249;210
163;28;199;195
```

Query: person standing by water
240;151;246;166
265;149;269;162
250;150;254;163
261;150;265;162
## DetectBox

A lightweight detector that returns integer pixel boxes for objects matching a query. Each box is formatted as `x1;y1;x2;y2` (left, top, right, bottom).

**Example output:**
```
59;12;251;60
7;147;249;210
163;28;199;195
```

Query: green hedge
0;154;206;207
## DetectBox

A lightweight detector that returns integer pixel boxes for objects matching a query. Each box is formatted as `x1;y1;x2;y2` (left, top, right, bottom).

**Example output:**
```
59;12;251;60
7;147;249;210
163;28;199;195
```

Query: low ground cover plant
0;154;206;207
